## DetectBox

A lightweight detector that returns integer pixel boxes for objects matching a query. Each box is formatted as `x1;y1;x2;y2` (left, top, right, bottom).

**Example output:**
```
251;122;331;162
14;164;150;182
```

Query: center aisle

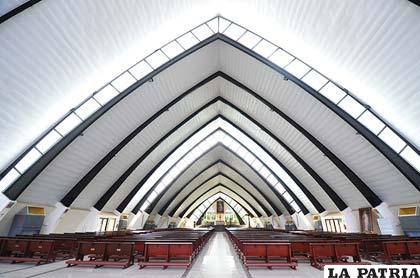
185;232;249;278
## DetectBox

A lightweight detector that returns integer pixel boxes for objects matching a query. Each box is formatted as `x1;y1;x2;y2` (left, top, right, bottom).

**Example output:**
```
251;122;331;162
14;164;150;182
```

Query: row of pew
227;229;373;270
0;228;214;269
288;230;420;264
66;229;213;269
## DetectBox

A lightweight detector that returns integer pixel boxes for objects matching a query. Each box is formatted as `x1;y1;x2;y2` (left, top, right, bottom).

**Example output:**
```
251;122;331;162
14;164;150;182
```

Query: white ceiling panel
217;45;420;207
17;43;220;205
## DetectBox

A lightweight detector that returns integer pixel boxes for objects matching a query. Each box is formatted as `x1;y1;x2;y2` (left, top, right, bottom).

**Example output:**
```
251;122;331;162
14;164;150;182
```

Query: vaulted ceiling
0;1;419;217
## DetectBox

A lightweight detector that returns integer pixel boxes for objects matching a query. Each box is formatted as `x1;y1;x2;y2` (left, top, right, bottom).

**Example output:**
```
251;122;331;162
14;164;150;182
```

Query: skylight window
400;147;420;171
111;72;137;92
129;61;153;80
319;83;346;104
290;201;300;212
183;152;196;165
146;50;169;69
223;23;246;40
55;113;82;136
0;168;20;191
192;24;214;41
251;159;263;171
266;174;278;186
155;182;165;194
168;165;182;179
269;49;294;67
161;41;184;58
275;183;286;194
176;158;189;171
358;111;385;135
161;174;175;186
190;146;204;159
94;85;119;105
378;127;406;153
75;98;101;120
218;18;231;33
15;148;42;173
253;40;277;58
228;140;240;152
140;201;150;212
301;70;328;91
205;136;218;147
259;166;270;178
148;190;158;201
221;135;233;147
214;130;225;142
36;129;62;153
236;146;248;158
199;204;206;211
177;32;199;50
338;96;366;118
285;59;311;78
243;152;256;165
206;18;218;33
283;192;293;203
238;32;261;49
198;140;211;152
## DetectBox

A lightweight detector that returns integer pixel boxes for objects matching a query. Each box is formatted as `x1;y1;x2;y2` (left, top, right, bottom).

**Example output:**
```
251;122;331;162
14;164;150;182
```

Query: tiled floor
0;232;326;278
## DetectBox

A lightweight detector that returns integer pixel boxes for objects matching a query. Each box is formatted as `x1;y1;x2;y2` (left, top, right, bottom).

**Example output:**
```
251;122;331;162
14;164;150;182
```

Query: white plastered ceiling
151;163;280;217
177;185;258;219
1;0;420;173
14;40;420;215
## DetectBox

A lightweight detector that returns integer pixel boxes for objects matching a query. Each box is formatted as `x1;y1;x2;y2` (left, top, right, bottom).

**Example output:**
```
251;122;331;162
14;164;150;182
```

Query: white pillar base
375;202;403;235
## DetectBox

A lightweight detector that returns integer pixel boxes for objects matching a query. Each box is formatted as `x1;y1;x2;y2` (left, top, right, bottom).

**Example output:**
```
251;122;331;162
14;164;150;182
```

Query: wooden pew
383;241;420;264
139;242;193;269
0;239;54;265
241;242;297;269
310;242;370;270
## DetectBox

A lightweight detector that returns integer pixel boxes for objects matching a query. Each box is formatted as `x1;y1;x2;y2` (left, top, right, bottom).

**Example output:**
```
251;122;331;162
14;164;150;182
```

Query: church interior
0;1;419;277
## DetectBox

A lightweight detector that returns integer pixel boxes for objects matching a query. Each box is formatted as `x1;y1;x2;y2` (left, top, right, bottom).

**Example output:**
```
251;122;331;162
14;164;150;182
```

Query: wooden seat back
334;243;361;262
2;239;29;256
168;243;193;259
106;242;134;259
27;240;54;256
407;241;420;257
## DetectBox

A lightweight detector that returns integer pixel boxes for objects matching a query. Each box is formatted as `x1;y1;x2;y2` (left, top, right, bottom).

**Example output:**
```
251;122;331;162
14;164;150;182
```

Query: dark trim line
182;186;257;218
3;33;418;202
157;161;283;216
217;73;382;206
142;120;314;215
142;141;294;215
0;0;42;24
3;34;220;199
61;74;220;207
219;115;325;213
218;35;419;192
130;132;298;215
147;171;272;216
94;98;220;210
156;173;271;216
196;198;245;226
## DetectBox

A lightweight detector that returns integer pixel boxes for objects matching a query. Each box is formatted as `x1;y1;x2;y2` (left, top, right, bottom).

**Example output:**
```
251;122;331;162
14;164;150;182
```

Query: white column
292;212;314;230
375;202;403;235
128;211;148;230
278;215;286;229
76;208;99;232
40;202;67;234
53;208;98;233
342;208;360;233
